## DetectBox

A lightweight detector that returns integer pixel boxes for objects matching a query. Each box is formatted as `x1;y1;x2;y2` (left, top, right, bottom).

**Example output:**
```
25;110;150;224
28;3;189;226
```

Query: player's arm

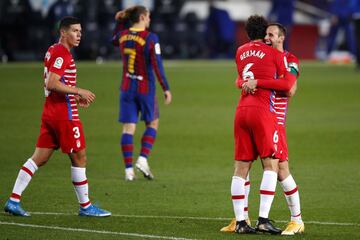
149;34;171;105
244;71;296;92
46;72;95;103
112;10;130;46
243;50;298;92
285;61;300;97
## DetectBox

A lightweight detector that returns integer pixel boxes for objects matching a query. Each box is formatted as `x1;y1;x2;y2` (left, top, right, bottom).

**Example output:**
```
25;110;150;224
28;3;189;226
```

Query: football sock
231;176;246;221
244;174;250;219
140;127;157;159
10;158;38;202
259;170;277;218
280;175;302;223
71;166;91;209
121;133;134;168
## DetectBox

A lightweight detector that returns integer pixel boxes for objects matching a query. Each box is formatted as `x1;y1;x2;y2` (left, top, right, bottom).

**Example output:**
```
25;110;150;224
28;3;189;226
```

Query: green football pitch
0;61;359;239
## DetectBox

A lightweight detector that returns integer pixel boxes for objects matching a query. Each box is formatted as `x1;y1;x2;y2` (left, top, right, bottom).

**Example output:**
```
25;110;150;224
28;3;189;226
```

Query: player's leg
122;123;136;180
221;172;251;232
255;157;281;234
135;119;158;180
244;173;251;224
135;96;159;180
232;160;256;234
69;149;111;217
119;93;138;181
5;147;54;216
278;161;304;235
231;107;256;234
59;120;110;217
249;108;281;234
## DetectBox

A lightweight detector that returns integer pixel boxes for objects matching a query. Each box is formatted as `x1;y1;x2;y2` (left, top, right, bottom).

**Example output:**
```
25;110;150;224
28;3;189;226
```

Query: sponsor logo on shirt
54;57;64;69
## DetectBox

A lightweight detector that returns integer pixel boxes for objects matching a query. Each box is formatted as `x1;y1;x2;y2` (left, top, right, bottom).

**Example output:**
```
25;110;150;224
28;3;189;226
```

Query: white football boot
135;156;154;180
125;167;135;181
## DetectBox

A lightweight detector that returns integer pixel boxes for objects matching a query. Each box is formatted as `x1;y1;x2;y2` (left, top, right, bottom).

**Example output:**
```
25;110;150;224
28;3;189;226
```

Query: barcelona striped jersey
112;24;170;95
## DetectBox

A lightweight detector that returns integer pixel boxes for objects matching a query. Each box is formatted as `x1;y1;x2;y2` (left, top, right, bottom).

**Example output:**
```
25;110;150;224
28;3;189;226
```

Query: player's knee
147;119;158;130
123;123;136;134
31;155;49;167
262;158;279;172
70;151;87;167
233;161;250;179
278;166;290;181
33;158;48;167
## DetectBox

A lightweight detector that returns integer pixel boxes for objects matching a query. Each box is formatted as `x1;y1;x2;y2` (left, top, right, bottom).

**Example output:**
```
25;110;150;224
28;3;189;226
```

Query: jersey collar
129;27;145;32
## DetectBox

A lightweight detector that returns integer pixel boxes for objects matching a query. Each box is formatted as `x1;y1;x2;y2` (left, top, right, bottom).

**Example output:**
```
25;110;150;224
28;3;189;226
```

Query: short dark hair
59;16;80;30
268;23;287;37
245;15;268;40
125;5;148;24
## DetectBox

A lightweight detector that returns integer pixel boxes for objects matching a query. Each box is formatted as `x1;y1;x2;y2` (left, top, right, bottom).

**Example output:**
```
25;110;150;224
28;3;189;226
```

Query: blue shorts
119;92;159;123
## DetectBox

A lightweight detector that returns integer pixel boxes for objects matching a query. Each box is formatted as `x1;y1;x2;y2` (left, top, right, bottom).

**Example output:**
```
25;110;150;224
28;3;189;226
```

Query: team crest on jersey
54;57;64;69
155;43;161;54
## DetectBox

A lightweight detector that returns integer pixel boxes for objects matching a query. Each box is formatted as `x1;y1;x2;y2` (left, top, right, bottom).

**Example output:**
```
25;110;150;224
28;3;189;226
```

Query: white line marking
0;221;195;240
28;212;360;227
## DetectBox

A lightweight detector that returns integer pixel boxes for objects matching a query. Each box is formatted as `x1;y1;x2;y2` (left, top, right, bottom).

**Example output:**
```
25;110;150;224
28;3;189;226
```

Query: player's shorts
277;125;288;162
36;119;86;153
119;92;159;123
234;107;281;161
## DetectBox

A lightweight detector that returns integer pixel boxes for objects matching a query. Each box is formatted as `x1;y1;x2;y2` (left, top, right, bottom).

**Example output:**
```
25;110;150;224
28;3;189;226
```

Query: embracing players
222;22;304;235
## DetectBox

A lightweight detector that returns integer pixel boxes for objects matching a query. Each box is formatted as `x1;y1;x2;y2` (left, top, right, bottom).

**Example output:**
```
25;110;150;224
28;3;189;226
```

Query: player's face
264;25;283;50
64;24;82;48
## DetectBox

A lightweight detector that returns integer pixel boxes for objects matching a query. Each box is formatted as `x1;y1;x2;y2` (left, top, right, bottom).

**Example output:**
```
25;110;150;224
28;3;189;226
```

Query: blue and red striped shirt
112;23;170;95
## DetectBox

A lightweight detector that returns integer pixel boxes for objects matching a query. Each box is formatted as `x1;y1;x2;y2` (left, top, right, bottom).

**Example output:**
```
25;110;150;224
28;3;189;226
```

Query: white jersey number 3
73;127;80;139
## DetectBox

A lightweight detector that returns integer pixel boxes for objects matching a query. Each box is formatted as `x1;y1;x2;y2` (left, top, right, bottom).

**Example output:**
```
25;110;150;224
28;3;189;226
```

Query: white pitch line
0;221;194;240
28;211;360;227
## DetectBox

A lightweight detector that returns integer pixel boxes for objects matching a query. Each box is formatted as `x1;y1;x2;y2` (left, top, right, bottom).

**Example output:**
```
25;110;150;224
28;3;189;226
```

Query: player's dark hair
245;15;268;40
268;22;287;37
125;5;148;25
59;16;80;30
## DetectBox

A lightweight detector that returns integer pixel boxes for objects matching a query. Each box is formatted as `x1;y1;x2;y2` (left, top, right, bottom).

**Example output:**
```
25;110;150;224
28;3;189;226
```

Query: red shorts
234;107;281;161
277;125;288;162
36;119;86;153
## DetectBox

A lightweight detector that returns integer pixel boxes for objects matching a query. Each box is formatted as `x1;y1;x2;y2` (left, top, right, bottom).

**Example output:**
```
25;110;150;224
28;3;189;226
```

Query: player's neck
59;38;72;51
131;22;146;30
277;47;284;53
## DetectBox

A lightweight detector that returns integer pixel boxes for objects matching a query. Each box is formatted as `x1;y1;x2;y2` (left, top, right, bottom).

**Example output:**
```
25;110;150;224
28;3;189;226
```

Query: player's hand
115;10;126;20
243;80;257;94
235;78;244;88
164;90;172;105
77;88;96;103
75;95;91;108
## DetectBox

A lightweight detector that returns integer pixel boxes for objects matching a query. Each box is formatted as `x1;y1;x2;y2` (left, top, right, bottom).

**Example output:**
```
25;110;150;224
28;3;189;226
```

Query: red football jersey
273;51;300;125
42;44;79;121
235;41;287;110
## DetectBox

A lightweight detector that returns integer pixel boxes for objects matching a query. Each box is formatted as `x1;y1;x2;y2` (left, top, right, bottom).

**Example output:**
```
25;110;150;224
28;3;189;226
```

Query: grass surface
0;60;359;239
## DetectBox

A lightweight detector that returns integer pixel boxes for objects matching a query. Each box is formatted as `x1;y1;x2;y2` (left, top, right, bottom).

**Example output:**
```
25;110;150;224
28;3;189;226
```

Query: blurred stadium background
1;0;359;65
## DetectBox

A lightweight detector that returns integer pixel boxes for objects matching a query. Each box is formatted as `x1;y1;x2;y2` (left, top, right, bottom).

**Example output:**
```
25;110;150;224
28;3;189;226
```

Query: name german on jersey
240;50;265;60
119;34;145;46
